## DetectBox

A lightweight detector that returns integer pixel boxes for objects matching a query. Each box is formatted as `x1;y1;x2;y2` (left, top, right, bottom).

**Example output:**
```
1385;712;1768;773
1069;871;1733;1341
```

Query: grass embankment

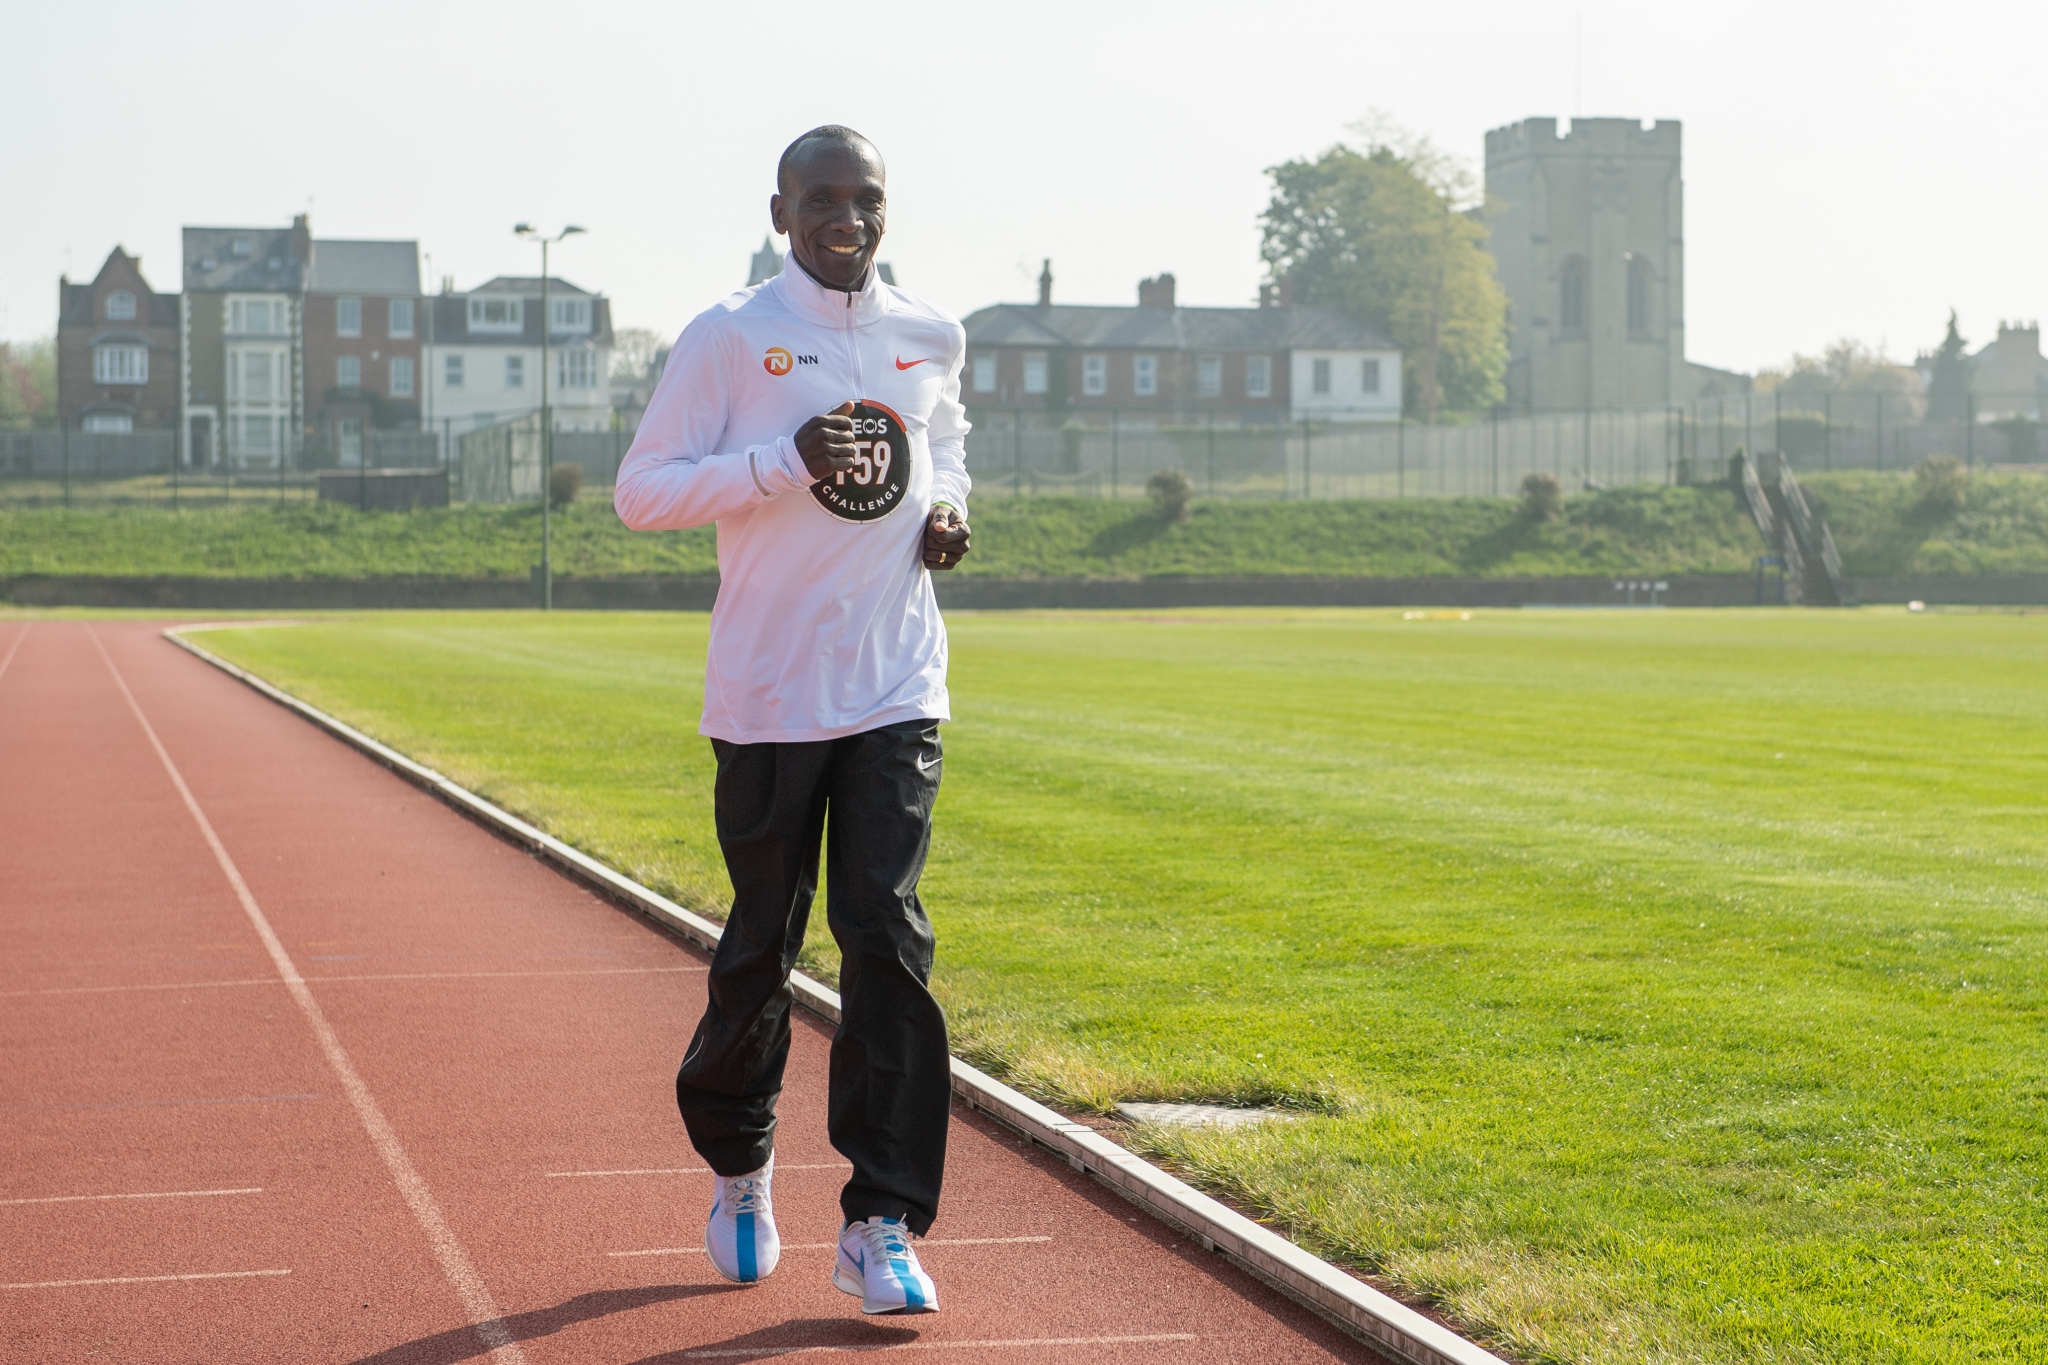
1804;470;2048;575
201;610;2048;1364
1;485;1758;580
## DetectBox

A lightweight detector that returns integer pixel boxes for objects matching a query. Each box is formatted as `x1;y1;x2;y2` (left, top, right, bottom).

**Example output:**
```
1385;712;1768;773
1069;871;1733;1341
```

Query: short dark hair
776;125;879;194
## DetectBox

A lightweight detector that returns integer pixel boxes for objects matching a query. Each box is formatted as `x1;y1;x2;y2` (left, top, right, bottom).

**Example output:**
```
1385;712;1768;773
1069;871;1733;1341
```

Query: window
232;237;252;257
558;350;597;388
390;356;414;397
1245;355;1272;398
104;290;136;321
467;296;524;332
83;412;133;433
445;353;465;388
1312;358;1331;395
93;344;148;385
1197;356;1221;398
1133;354;1157;397
1626;257;1652;335
1361;358;1381;394
1559;256;1587;335
1023;352;1048;395
337;355;361;388
336;297;362;337
241;414;276;454
972;354;996;394
229;349;275;400
229;296;288;335
389;298;414;338
1082;354;1106;396
505;355;525;388
550;298;591;333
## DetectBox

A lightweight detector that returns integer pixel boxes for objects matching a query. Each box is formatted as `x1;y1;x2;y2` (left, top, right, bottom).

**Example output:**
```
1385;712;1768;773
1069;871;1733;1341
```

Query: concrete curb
164;624;1511;1365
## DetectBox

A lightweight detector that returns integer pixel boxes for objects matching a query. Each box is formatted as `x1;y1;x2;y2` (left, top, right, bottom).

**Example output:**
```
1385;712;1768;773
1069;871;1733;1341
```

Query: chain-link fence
454;412;631;504
962;390;2048;499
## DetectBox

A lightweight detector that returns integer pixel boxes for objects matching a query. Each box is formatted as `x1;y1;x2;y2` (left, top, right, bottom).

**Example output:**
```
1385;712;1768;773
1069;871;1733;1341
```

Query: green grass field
8;471;2047;582
194;608;2048;1364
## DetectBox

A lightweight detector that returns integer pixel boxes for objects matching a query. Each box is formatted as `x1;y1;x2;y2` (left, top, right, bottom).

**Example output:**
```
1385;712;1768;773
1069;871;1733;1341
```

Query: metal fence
962;391;2048;499
454;413;631;504
0;428;317;507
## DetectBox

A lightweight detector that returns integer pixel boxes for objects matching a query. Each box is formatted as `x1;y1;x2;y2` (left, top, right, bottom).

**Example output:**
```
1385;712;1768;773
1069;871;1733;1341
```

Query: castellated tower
1485;117;1688;414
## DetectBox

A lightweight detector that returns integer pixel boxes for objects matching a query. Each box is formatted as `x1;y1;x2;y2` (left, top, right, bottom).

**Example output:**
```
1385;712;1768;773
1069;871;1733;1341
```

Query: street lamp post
514;223;585;611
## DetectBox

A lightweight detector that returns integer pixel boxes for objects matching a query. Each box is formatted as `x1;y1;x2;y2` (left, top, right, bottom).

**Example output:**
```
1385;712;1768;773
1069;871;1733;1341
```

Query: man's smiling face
771;137;886;293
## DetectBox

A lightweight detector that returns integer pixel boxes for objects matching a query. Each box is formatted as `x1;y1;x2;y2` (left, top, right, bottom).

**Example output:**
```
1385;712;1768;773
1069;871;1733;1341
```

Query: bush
548;462;583;509
1913;455;1968;516
1520;471;1561;521
1146;468;1193;521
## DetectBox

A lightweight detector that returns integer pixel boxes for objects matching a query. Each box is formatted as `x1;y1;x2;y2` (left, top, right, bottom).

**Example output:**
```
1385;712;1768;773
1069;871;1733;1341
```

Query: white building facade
422;276;615;440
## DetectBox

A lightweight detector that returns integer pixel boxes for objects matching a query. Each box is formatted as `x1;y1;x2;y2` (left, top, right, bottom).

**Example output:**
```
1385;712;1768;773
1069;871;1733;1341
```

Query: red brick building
302;240;422;464
56;248;181;433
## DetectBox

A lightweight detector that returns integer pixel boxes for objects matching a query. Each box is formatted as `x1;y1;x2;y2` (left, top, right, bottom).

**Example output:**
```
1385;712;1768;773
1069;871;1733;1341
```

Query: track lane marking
610;1236;1053;1257
5;1268;291;1290
90;627;527;1365
1;1187;262;1206
5;964;704;998
680;1335;1197;1359
0;621;28;684
548;1164;852;1178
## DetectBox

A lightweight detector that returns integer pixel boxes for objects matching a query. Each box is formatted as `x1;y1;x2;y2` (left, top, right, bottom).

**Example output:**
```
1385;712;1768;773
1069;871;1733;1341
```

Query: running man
613;125;971;1314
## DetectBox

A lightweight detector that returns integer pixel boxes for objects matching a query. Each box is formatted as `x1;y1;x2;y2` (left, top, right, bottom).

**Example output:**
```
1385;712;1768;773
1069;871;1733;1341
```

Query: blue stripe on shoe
736;1211;756;1282
889;1255;923;1309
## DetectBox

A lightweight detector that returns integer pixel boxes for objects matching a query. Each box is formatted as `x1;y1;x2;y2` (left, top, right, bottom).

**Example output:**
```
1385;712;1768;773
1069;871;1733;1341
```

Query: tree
0;337;57;429
610;326;667;384
1260;117;1507;422
1924;311;1971;423
1755;338;1924;419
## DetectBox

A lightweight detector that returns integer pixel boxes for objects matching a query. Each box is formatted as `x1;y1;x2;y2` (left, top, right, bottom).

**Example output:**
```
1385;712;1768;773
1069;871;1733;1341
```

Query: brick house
303;240;423;465
56;248;181;433
960;267;1402;426
181;217;311;469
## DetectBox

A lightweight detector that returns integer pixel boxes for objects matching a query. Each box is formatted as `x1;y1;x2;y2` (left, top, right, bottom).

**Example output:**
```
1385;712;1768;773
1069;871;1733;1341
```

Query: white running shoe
703;1155;780;1284
833;1215;939;1314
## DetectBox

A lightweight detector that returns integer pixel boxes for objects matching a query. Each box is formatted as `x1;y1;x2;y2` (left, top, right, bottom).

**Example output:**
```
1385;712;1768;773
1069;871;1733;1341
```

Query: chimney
290;213;312;266
1258;283;1276;309
1138;273;1176;310
1277;274;1295;308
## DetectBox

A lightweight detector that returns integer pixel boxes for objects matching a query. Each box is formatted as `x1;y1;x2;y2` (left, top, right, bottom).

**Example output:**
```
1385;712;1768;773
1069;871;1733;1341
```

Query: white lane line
609;1236;1052;1257
5;1268;291;1289
547;1164;852;1178
4;964;703;998
681;1334;1197;1359
90;627;526;1365
1;1187;262;1207
0;621;28;684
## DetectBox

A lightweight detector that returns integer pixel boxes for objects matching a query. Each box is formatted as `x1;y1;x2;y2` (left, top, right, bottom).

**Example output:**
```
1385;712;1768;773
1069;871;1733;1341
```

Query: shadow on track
348;1285;737;1365
625;1317;923;1363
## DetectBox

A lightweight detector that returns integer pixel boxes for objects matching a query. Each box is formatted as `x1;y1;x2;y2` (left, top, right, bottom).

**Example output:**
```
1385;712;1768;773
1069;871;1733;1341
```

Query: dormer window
468;297;524;332
550;298;591;333
104;290;137;321
232;237;252;257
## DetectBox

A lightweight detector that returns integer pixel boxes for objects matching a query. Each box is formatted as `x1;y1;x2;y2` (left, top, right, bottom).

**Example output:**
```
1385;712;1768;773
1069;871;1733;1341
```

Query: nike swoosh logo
895;357;930;370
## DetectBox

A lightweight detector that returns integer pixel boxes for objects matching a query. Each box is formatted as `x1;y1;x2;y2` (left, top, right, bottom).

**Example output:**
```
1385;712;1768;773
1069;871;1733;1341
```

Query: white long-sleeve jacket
614;257;971;745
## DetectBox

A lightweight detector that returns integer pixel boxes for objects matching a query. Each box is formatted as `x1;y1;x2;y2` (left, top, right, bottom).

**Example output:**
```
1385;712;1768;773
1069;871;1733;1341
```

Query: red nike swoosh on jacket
894;357;930;370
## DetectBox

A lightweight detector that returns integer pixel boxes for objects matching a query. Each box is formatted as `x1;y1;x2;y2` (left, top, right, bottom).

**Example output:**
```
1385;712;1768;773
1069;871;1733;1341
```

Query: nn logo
763;348;822;376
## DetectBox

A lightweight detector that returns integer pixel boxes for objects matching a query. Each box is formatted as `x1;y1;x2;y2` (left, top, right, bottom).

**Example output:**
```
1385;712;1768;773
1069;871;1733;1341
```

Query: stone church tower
1485;118;1692;414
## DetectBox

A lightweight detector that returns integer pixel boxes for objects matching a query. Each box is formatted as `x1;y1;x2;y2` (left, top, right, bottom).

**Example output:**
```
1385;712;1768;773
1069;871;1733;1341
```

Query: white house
422;276;615;439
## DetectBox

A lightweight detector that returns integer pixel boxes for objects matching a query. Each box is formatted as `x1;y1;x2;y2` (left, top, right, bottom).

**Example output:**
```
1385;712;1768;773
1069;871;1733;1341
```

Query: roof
307;240;419;295
183;226;303;293
469;275;597;298
960;302;1395;352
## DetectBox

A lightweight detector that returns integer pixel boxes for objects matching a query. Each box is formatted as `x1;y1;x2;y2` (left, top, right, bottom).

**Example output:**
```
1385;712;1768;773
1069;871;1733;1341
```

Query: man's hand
924;504;970;571
794;402;858;482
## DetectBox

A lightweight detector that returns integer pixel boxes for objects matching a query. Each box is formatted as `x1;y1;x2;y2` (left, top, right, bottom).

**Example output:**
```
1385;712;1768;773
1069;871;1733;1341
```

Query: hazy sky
7;1;2042;374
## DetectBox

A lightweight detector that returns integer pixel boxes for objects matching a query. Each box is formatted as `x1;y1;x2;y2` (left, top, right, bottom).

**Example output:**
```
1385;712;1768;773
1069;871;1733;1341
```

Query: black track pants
676;719;950;1234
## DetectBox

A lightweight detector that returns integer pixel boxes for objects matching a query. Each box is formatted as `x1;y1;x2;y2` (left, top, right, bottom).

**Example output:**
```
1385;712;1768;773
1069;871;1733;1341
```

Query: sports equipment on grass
835;1215;938;1314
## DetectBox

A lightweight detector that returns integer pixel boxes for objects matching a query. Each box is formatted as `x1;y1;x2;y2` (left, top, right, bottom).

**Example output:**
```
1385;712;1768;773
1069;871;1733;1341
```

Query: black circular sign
811;400;910;523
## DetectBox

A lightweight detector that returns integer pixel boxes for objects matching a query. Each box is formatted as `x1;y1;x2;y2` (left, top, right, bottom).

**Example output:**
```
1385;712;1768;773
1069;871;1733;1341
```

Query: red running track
0;620;1381;1364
